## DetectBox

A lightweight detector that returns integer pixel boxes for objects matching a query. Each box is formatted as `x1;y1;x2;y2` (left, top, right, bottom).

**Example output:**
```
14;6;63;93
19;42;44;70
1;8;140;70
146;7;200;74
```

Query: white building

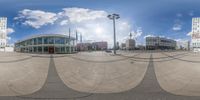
0;17;7;51
120;43;126;50
191;17;200;52
146;36;176;50
176;40;190;50
125;39;135;50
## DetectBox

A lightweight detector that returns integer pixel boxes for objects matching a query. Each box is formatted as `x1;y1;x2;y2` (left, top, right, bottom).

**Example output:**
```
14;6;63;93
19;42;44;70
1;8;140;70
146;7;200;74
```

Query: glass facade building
14;34;76;54
146;36;176;50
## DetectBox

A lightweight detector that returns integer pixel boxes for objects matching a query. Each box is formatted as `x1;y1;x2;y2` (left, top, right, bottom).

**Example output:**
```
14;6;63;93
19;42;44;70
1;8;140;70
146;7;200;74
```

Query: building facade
125;39;135;50
136;45;145;50
120;43;126;50
0;17;7;51
15;34;76;54
176;40;190;50
146;36;176;50
191;17;200;52
92;41;107;50
77;43;92;51
77;41;108;51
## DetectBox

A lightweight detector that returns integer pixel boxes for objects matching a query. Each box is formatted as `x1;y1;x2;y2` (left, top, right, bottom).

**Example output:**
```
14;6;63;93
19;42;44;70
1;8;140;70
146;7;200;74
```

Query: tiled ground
0;51;200;100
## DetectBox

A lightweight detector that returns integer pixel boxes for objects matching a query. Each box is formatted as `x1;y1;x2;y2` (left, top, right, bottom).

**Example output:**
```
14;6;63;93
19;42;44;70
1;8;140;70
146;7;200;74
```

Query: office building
77;43;92;51
125;39;135;50
0;17;7;51
77;41;108;51
176;40;190;50
146;36;176;50
15;34;76;54
136;45;145;50
191;17;200;52
92;41;108;50
120;43;126;50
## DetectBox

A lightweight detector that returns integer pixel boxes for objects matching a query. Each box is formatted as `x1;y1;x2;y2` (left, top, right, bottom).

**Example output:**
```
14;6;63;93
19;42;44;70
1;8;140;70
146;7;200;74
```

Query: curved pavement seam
14;55;94;100
1;52;200;100
162;52;200;63
0;56;32;63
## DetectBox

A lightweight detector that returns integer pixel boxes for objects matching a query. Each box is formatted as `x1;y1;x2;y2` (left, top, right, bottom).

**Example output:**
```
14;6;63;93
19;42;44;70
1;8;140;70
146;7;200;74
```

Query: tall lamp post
75;30;78;52
108;13;120;55
68;28;71;53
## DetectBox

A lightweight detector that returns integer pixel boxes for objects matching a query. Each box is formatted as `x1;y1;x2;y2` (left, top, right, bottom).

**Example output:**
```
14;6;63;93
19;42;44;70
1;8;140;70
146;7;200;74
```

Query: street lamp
68;28;71;53
108;13;120;55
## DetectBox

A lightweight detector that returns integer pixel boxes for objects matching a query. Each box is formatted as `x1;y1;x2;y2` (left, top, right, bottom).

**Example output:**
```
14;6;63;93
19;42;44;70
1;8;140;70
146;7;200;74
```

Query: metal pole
75;30;78;52
113;17;116;55
69;28;71;53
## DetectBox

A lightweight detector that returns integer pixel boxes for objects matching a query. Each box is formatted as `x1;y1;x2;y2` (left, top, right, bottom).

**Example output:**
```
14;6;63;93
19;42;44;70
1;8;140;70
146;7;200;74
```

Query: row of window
0;26;6;29
192;27;200;31
146;42;176;46
20;46;73;53
0;34;6;39
193;43;200;47
17;37;73;46
0;42;6;46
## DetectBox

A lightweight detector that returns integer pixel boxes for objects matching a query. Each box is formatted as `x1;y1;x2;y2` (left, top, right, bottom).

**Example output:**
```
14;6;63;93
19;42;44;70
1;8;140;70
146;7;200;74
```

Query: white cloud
189;11;194;16
173;20;182;31
175;39;188;42
60;20;68;26
15;9;58;29
172;24;182;31
58;7;107;23
7;36;11;40
187;31;192;36
133;27;143;38
15;7;142;47
176;13;183;17
144;34;155;39
172;19;183;31
143;34;168;39
57;8;142;46
7;28;15;34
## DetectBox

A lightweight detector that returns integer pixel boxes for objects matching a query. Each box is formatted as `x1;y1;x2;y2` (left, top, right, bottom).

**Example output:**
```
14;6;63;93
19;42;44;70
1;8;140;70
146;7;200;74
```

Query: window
38;46;42;52
38;38;42;44
33;38;37;45
55;37;65;44
48;37;54;44
44;37;48;44
44;47;48;53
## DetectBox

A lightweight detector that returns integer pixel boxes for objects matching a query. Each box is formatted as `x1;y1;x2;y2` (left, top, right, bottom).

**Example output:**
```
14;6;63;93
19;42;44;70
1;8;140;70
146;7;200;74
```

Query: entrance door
48;47;54;54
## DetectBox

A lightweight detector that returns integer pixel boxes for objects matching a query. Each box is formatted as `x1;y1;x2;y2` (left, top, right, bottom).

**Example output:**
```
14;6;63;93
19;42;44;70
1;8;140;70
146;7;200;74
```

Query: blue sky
1;0;199;46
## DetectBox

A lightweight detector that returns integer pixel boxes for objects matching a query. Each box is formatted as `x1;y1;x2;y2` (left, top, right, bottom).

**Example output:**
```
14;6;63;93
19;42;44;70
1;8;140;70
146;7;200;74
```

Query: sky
1;0;200;47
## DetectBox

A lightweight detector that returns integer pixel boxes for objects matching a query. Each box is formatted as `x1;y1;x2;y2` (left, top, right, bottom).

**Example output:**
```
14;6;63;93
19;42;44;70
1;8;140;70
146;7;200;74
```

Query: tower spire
129;32;132;39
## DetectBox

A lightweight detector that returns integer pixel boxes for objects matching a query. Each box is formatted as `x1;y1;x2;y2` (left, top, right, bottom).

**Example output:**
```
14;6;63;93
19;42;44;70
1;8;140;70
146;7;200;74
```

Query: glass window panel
44;37;48;44
44;47;48;52
38;46;42;52
48;37;54;44
55;37;65;44
33;38;37;45
38;38;42;44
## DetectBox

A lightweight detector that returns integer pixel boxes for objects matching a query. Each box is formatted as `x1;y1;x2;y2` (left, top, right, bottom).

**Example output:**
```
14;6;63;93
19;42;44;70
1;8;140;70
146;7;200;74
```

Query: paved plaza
0;51;200;100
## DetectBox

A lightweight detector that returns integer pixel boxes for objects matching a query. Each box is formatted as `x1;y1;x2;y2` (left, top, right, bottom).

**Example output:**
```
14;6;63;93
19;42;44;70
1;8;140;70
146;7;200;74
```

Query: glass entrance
48;46;54;54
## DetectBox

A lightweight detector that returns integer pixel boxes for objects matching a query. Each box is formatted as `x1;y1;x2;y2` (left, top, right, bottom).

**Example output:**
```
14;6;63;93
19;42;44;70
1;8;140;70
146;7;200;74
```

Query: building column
42;37;44;53
36;38;38;53
54;37;56;54
69;40;71;54
31;39;33;53
72;40;75;52
64;38;67;53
